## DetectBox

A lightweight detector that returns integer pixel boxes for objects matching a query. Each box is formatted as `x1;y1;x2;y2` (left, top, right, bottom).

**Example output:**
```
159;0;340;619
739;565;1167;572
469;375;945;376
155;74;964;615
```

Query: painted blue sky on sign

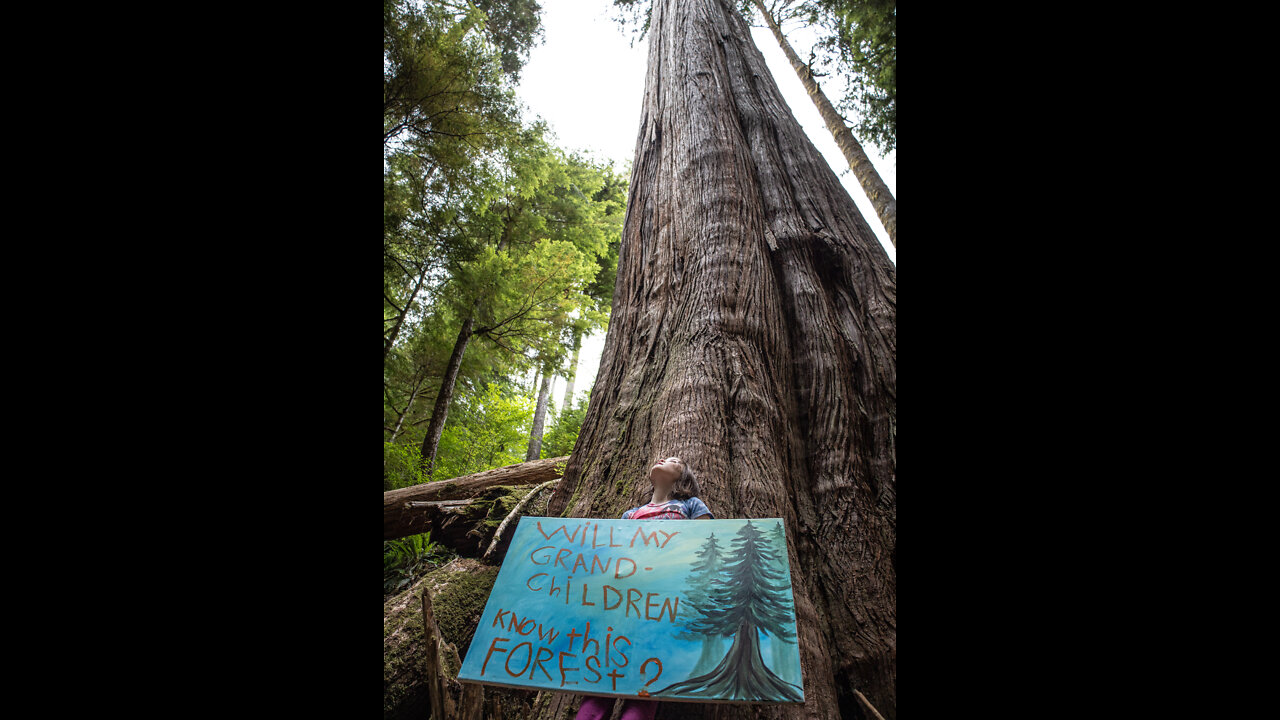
457;516;804;703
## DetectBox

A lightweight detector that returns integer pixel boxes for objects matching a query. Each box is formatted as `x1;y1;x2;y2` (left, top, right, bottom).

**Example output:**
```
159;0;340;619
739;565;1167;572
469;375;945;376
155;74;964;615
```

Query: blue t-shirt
621;496;714;520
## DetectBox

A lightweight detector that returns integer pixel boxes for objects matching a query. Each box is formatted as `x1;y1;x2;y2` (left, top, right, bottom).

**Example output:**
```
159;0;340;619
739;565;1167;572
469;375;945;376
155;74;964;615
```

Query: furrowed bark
750;0;896;248
538;0;896;717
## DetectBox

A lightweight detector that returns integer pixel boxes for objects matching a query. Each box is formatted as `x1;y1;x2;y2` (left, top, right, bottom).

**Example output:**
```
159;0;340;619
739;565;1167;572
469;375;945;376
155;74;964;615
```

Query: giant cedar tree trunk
537;1;896;718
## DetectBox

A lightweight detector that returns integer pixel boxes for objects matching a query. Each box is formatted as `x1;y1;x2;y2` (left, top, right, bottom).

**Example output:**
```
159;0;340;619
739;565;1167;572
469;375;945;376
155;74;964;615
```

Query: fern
383;531;449;594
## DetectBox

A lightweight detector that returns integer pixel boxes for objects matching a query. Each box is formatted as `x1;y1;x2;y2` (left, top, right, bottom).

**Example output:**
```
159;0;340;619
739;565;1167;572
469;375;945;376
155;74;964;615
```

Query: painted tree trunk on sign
530;0;896;718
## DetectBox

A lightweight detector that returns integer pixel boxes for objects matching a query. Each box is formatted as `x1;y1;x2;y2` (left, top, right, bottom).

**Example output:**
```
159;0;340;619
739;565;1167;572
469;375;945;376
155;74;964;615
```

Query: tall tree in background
539;0;896;718
799;0;896;153
559;328;583;414
384;0;523;362
525;361;555;460
747;0;895;247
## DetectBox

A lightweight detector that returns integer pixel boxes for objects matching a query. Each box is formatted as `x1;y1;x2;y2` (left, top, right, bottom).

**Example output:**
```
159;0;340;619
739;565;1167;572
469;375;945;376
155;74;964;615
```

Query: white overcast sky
513;0;896;410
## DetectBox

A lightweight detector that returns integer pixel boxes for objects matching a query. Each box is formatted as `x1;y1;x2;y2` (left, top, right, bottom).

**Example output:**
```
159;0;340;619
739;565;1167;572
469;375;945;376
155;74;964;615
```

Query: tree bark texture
750;0;896;248
540;0;896;718
526;371;553;460
384;456;568;540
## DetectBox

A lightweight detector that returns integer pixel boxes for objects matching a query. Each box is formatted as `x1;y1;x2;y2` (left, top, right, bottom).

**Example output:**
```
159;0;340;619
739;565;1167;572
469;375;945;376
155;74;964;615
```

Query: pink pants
574;695;657;720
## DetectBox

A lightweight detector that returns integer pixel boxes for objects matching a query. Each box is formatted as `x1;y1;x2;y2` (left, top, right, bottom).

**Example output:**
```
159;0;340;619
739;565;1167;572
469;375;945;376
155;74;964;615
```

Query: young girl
572;455;714;720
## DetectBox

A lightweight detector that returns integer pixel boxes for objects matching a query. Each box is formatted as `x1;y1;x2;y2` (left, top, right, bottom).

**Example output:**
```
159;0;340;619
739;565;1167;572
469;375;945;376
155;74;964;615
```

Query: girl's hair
667;459;701;501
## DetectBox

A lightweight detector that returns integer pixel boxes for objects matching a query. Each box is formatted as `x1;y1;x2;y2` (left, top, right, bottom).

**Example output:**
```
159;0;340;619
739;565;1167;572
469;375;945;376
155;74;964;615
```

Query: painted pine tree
658;520;803;701
677;531;729;676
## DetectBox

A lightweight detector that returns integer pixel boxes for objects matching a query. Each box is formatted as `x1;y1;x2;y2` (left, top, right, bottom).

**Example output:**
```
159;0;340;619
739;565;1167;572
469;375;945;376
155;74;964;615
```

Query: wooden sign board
457;516;804;704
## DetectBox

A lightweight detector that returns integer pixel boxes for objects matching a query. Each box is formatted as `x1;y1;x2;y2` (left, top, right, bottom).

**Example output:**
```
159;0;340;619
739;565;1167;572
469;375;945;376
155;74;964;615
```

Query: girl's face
650;456;683;487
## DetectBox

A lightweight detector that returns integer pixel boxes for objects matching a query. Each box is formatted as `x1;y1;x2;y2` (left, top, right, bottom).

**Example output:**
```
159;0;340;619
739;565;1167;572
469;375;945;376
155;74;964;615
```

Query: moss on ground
425;560;500;654
383;576;430;716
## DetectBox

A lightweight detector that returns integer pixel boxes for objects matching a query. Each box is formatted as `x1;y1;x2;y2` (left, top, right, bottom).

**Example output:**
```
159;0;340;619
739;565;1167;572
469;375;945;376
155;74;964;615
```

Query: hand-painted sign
457;516;804;704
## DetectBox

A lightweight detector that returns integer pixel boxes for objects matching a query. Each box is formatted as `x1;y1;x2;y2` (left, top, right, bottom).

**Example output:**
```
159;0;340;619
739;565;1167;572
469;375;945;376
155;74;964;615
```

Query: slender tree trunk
560;328;583;414
387;370;427;444
384;370;427;491
538;1;896;718
750;0;896;248
418;297;481;479
525;370;553;461
384;263;429;360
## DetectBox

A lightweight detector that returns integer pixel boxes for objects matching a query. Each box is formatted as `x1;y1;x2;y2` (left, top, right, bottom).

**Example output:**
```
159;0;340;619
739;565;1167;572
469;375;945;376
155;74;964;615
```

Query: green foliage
384;0;524;363
384;441;430;491
470;0;547;81
383;0;521;150
606;0;653;47
431;382;536;481
384;1;624;513
383;532;452;595
540;390;590;458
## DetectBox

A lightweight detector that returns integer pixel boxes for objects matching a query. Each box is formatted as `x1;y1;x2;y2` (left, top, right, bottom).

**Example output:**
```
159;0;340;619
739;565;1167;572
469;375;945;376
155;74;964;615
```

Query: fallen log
482;479;557;563
384;558;537;720
384;456;568;541
388;482;556;557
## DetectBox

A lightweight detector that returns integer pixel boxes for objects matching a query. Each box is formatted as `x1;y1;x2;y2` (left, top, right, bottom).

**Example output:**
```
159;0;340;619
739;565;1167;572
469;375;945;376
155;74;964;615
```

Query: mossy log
384;456;569;540
401;483;552;558
384;558;543;720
